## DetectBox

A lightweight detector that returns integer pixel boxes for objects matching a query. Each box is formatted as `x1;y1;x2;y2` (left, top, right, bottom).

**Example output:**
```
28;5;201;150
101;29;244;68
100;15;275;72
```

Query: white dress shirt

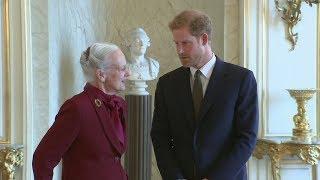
190;53;216;96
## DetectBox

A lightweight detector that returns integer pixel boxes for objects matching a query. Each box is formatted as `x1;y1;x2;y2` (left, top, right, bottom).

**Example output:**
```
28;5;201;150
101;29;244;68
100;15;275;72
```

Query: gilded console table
253;138;320;180
0;145;23;180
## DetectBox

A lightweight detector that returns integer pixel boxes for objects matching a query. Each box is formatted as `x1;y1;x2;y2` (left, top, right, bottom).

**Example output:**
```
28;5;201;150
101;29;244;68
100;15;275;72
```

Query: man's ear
96;69;106;82
201;33;209;45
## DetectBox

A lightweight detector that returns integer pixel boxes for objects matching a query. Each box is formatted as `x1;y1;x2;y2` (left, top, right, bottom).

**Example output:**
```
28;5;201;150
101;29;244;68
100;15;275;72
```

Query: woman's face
130;35;150;56
102;50;130;93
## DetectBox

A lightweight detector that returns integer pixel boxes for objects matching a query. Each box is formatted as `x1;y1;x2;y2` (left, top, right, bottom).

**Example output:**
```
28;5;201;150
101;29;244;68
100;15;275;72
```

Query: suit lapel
85;91;124;154
177;67;196;132
198;58;227;123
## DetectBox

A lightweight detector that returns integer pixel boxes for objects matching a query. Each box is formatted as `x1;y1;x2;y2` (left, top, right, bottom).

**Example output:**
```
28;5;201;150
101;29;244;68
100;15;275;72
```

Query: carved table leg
270;155;281;180
5;172;14;180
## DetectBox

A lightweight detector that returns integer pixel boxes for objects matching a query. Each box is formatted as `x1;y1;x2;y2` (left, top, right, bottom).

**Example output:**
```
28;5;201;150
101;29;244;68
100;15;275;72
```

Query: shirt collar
190;53;216;79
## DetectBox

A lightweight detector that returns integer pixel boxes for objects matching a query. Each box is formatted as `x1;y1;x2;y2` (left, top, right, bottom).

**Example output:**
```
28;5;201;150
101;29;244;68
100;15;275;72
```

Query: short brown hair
169;10;212;41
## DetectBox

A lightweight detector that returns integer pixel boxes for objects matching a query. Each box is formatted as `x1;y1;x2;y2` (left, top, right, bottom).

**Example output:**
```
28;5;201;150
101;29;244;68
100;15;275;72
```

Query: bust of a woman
125;28;159;81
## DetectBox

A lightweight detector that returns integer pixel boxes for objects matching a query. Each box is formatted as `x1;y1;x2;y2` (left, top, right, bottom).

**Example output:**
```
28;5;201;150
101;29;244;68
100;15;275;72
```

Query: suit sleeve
208;71;259;179
151;77;185;180
32;100;81;180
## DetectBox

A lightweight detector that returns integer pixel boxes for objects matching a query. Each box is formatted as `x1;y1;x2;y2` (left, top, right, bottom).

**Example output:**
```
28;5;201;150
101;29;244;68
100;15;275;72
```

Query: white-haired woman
125;28;159;81
33;43;130;180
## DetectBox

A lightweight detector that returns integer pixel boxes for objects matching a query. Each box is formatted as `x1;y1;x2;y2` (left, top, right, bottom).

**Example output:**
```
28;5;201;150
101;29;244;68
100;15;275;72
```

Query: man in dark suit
151;10;258;180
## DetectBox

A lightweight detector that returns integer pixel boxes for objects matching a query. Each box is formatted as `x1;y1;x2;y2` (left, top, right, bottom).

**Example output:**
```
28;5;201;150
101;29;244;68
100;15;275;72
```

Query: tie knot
195;70;202;79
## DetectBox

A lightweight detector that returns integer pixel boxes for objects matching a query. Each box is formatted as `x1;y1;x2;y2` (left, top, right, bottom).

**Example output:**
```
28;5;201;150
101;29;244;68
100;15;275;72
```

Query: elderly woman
125;28;159;81
32;43;130;180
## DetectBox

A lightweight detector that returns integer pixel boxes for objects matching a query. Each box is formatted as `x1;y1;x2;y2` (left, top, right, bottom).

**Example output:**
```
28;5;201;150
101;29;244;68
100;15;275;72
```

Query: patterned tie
193;70;203;120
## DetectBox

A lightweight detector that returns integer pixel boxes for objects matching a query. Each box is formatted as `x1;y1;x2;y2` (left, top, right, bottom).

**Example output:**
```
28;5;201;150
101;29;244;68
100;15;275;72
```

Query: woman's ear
96;69;106;82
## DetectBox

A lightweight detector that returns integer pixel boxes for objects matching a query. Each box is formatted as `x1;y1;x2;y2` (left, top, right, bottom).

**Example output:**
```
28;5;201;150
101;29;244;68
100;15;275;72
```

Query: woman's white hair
80;42;119;82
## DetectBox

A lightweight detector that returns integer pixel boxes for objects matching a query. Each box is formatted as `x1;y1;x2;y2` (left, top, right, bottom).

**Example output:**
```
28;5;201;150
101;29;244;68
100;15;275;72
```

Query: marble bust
125;28;159;81
125;28;160;95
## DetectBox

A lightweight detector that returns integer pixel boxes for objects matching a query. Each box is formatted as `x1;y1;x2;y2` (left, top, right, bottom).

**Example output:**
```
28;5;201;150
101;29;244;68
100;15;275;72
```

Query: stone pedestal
125;95;152;180
126;81;149;95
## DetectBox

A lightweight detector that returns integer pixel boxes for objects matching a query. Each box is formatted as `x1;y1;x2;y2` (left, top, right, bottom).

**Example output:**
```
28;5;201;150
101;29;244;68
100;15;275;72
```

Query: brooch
95;99;102;107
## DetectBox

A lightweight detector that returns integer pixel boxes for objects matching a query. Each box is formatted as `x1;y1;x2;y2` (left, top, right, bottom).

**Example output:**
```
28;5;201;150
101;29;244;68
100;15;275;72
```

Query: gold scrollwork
298;145;320;164
274;0;319;51
253;140;281;180
0;146;23;180
253;139;320;180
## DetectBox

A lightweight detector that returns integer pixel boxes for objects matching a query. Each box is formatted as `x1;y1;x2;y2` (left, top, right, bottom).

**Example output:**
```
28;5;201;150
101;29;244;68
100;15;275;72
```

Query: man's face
172;27;204;68
103;49;130;93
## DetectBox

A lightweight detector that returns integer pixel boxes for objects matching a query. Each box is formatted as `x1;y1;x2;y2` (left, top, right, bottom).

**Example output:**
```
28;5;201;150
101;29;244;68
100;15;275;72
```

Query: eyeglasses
105;65;128;73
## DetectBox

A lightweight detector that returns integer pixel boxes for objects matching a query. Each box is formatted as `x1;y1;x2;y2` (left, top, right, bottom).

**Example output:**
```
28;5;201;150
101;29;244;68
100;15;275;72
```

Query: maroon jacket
33;84;128;180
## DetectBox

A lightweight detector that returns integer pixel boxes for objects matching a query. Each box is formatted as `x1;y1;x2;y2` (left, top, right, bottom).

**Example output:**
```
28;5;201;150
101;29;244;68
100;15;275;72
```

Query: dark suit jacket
33;84;127;180
151;57;258;180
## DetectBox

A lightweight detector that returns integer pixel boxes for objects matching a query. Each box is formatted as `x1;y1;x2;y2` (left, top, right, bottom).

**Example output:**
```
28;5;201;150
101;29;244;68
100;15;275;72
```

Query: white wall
242;0;320;179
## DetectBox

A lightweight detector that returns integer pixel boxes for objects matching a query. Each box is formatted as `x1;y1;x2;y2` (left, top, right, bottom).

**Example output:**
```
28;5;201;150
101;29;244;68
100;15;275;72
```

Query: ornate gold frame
254;139;320;180
0;146;23;180
0;0;10;144
275;0;320;51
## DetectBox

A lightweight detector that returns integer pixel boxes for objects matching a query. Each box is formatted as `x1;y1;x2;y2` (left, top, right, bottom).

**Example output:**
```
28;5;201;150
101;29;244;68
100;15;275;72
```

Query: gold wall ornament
274;0;319;51
287;89;318;143
0;145;23;180
253;138;320;180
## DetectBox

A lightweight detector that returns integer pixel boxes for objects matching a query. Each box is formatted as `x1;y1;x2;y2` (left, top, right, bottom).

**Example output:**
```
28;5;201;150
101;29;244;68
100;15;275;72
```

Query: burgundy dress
33;83;128;180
